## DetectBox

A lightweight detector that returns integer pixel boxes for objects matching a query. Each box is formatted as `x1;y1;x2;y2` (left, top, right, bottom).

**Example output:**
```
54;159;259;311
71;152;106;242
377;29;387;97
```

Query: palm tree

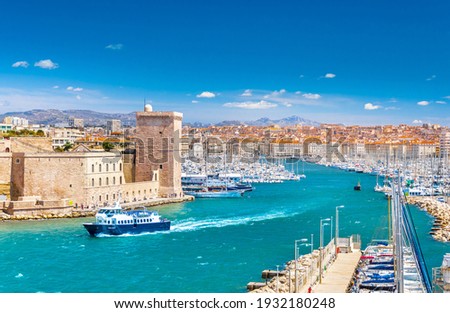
63;142;74;151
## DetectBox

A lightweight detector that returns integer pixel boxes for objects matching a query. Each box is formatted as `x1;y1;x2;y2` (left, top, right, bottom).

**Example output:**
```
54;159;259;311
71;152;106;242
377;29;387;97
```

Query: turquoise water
0;163;448;292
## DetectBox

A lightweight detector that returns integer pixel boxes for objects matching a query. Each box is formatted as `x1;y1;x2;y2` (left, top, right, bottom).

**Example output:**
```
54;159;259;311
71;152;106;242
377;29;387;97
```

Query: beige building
4;105;182;215
10;151;159;208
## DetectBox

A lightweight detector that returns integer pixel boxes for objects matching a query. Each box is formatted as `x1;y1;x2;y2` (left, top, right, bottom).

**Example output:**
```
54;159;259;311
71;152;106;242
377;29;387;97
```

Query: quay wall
0;153;11;184
249;240;336;293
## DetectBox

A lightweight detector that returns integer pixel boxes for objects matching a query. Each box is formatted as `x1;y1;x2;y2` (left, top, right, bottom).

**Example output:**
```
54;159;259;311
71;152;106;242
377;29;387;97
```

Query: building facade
134;105;183;197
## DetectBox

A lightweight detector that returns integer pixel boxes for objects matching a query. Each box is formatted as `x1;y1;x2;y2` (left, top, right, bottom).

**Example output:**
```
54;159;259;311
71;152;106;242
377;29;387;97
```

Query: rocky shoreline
248;252;319;293
407;196;450;242
0;196;194;222
0;210;96;221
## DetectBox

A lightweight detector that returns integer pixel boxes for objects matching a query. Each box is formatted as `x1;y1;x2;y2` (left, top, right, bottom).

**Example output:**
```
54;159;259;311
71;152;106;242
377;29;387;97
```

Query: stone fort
2;105;183;216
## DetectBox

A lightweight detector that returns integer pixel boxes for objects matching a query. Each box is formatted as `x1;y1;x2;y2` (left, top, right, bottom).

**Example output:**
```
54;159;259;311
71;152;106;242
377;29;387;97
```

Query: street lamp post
335;205;344;255
294;238;308;292
276;265;280;293
319;218;330;284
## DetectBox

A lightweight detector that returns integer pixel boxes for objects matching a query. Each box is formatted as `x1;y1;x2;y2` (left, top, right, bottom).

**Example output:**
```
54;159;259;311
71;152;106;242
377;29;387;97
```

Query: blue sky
1;0;450;125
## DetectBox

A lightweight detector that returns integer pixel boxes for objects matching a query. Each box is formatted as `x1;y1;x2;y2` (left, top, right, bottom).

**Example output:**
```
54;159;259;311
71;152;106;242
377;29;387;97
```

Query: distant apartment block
3;116;29;128
69;117;84;129
49;128;85;148
106;119;121;134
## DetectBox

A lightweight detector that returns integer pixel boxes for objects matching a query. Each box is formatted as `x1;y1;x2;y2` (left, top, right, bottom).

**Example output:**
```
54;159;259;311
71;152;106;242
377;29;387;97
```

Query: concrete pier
249;236;361;293
309;250;361;293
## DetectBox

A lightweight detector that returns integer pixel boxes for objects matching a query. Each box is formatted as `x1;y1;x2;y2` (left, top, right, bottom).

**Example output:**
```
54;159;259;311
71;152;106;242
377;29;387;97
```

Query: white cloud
196;91;216;98
295;91;302;95
271;89;286;96
412;119;423;124
364;103;381;110
34;59;59;69
426;75;436;81
282;102;293;107
105;44;123;50
436;100;447;104
76;95;81;100
324;73;336;79
241;89;252;97
53;85;60;89
417;100;429;106
223;100;277;109
12;61;29;68
67;86;83;92
191;100;199;104
302;93;321;100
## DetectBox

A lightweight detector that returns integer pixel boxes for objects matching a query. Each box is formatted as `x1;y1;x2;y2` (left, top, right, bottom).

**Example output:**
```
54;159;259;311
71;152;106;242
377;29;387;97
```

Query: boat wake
171;210;294;233
93;210;299;237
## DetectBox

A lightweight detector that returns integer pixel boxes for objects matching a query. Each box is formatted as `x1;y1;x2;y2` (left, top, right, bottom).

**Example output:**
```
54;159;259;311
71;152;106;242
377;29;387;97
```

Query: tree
36;130;45;137
63;142;74;151
102;141;115;152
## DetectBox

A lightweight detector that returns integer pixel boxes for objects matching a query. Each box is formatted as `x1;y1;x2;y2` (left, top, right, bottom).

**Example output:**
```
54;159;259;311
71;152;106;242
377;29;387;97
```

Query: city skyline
1;0;450;126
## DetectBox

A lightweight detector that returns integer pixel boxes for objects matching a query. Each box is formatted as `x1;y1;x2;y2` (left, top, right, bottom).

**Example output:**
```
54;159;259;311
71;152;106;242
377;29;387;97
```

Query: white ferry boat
83;202;170;236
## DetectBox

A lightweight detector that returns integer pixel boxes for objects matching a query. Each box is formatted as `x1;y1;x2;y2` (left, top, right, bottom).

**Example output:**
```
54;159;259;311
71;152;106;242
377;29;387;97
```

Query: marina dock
309;250;361;293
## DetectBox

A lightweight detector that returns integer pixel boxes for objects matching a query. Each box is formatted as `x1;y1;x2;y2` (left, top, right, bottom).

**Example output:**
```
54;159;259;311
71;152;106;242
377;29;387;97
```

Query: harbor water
0;162;448;293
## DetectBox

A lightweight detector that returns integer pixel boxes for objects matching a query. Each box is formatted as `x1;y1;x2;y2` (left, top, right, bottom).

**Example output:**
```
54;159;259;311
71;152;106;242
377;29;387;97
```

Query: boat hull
83;221;171;236
184;190;243;198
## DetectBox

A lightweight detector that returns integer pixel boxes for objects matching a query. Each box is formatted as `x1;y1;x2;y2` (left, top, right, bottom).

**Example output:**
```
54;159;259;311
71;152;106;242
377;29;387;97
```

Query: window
99;178;102;186
92;164;94;172
106;177;109;185
99;164;102;172
159;165;163;169
91;178;94;187
99;195;102;202
120;176;122;184
106;164;109;172
113;177;116;185
119;163;122;171
106;194;109;201
113;164;116;171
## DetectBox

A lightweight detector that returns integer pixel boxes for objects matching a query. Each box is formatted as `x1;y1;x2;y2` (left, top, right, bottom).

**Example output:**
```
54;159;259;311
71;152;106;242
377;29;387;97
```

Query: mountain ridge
0;109;320;127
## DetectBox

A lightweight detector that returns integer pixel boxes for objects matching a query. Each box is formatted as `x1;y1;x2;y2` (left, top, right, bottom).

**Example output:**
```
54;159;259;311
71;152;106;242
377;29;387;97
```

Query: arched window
106;177;109;185
91;178;94;186
99;164;102;172
99;195;102;202
99;178;102;186
92;164;94;172
106;164;109;172
113;177;116;185
119;176;122;184
119;163;122;171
